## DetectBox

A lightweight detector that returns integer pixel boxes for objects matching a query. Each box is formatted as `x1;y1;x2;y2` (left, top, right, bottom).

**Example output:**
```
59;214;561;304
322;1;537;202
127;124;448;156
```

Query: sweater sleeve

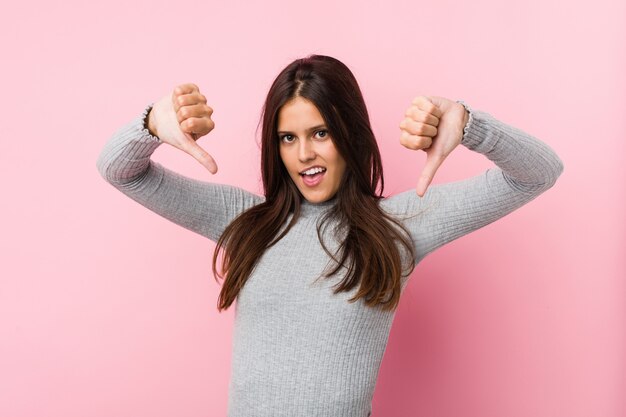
381;100;564;265
96;103;265;242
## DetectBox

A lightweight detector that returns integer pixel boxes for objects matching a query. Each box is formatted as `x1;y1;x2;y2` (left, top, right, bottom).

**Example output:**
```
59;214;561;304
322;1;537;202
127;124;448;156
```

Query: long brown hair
212;54;416;312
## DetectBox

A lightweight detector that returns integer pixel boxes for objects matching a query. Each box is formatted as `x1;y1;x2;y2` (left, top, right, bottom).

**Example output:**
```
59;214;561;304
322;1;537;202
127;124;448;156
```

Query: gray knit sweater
96;101;563;417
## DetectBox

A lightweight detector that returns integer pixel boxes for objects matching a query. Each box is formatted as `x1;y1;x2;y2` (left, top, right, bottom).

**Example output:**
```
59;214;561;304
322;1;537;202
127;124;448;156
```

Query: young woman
96;54;563;416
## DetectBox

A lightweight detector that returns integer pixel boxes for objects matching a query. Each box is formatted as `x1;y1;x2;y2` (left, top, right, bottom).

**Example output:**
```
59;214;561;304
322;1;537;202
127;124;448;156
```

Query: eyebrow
277;125;327;135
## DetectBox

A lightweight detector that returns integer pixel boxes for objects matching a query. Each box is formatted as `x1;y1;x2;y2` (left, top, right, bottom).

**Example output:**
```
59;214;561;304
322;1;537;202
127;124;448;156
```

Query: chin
303;195;323;203
302;191;335;204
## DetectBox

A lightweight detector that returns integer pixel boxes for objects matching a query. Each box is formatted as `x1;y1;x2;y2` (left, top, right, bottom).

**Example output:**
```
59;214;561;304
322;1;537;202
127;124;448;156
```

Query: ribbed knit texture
96;101;564;416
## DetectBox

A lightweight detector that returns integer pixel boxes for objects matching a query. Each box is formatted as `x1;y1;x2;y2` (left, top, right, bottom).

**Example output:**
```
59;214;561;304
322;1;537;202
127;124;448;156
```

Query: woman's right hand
147;83;218;174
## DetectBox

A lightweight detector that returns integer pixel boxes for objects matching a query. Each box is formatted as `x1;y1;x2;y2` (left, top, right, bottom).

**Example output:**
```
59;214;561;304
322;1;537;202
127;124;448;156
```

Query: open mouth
300;168;326;187
299;166;327;176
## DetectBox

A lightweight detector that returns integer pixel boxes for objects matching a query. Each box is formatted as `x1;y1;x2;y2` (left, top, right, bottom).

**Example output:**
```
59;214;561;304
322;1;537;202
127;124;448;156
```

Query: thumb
423;96;446;117
182;133;219;174
416;154;443;197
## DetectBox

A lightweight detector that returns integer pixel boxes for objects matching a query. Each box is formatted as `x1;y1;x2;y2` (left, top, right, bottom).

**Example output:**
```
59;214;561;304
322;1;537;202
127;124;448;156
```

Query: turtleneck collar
299;195;338;216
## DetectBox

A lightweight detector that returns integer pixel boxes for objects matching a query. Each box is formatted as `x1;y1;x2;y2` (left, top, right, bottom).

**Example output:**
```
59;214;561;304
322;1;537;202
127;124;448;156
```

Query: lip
301;170;325;187
299;165;326;175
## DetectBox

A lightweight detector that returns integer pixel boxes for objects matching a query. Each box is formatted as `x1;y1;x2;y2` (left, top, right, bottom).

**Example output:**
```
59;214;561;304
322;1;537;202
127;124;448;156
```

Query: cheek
337;161;347;181
326;143;343;166
278;148;288;167
279;149;297;175
332;151;347;176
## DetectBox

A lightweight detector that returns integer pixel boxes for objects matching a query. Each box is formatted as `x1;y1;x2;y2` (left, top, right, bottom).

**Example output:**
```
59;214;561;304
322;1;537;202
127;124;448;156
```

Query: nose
298;137;315;162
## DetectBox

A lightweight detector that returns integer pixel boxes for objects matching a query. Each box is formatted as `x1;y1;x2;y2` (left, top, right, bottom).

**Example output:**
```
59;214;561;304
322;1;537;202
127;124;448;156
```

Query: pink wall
1;0;623;416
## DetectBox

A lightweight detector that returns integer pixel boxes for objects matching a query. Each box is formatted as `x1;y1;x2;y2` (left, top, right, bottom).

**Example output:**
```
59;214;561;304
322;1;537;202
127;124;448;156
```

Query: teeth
302;167;326;175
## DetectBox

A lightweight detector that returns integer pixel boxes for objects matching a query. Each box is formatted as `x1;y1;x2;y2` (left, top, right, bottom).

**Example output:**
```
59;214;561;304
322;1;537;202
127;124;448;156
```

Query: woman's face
278;97;347;203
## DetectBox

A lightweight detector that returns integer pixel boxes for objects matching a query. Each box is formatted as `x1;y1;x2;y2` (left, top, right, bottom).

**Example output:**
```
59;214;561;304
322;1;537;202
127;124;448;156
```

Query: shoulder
378;188;443;221
379;189;423;213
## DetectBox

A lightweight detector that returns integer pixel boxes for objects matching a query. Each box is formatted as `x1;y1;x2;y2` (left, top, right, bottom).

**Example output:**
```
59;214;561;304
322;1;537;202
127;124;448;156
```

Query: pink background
1;0;624;416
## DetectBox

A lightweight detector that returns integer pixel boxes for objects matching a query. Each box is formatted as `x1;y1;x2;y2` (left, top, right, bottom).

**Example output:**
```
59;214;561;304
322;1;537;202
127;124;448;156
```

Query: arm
382;101;564;264
96;103;265;242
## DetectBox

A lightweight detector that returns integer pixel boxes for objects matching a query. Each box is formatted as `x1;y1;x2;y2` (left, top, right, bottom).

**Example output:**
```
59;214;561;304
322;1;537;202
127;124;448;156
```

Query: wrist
456;101;469;129
146;106;159;137
455;100;473;142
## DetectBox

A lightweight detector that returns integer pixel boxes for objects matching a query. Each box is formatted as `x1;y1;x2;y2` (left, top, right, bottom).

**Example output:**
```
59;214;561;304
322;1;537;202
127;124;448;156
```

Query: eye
280;134;295;143
315;130;328;139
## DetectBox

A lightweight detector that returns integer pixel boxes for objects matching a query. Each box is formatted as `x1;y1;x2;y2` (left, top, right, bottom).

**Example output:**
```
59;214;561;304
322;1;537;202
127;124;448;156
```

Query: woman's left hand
399;96;469;196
